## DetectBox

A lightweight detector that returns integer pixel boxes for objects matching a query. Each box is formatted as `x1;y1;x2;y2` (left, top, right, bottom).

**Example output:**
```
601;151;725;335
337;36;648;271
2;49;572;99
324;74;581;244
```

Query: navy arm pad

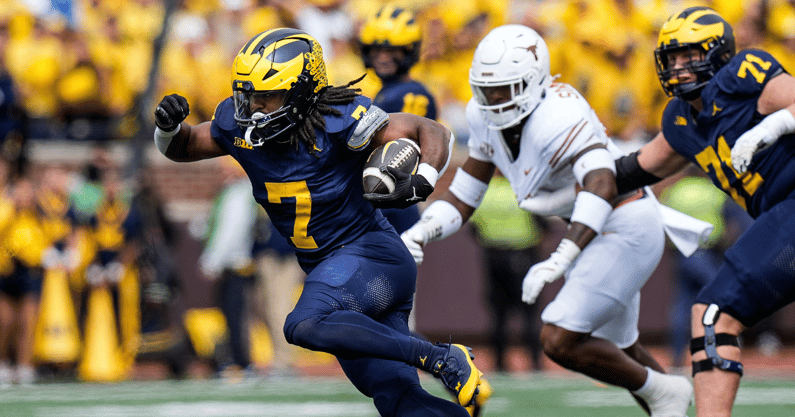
615;151;662;195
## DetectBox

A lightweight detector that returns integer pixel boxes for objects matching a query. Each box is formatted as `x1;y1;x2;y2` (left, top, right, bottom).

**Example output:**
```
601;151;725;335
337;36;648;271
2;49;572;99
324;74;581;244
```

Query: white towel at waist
644;186;714;257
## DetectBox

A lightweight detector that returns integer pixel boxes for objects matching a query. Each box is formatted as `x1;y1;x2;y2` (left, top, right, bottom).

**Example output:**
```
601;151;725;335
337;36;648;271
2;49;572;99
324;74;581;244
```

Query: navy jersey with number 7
209;94;393;265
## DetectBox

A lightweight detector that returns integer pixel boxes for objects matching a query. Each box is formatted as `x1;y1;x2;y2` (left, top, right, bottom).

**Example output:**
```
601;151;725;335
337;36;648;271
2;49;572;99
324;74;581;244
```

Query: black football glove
154;94;190;132
364;166;434;209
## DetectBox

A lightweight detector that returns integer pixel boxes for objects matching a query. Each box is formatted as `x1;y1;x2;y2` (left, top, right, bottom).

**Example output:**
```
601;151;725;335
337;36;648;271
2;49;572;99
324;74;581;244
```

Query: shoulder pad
324;95;373;133
347;105;389;151
715;50;785;95
211;97;237;133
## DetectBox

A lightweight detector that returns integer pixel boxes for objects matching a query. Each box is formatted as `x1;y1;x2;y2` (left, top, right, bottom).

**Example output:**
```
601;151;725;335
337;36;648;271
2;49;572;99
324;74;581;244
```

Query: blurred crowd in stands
0;0;793;384
0;0;793;148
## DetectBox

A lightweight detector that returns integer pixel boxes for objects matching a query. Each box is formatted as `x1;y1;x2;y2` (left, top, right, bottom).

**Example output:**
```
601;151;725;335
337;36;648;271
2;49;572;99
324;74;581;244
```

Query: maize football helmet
655;7;735;100
358;5;422;80
232;28;328;146
469;24;551;130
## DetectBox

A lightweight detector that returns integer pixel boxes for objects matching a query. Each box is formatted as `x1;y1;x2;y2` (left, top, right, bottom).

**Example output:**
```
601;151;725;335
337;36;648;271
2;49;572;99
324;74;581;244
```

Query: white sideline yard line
0;379;361;403
565;387;795;408
33;402;376;417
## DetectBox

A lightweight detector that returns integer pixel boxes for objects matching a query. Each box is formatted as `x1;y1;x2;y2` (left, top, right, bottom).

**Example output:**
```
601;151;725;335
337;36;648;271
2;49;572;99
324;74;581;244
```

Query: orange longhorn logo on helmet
522;43;538;60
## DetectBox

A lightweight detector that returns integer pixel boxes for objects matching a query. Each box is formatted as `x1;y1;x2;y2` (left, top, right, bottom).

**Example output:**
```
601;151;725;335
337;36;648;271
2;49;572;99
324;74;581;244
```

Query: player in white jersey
402;25;695;417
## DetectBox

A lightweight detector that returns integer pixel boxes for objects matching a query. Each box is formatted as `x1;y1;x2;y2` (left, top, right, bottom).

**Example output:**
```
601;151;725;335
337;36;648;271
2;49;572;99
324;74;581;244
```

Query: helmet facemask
471;74;546;130
233;74;319;147
655;41;726;101
469;25;551;130
360;44;418;82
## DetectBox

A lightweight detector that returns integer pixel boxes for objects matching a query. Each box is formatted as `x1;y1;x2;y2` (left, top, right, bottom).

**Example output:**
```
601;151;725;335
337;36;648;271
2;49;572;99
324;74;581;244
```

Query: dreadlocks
291;74;367;155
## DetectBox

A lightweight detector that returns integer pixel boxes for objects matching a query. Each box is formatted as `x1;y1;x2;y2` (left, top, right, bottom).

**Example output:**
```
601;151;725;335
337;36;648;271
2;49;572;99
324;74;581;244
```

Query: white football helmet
469;24;551;130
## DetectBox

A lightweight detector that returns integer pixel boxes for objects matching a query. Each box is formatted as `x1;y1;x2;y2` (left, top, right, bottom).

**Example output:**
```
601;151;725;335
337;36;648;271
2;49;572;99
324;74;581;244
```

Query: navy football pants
697;198;795;327
283;229;468;416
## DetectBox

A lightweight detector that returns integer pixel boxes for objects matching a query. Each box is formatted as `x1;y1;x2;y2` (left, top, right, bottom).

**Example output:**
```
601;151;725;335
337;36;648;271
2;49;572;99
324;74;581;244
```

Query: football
362;138;421;194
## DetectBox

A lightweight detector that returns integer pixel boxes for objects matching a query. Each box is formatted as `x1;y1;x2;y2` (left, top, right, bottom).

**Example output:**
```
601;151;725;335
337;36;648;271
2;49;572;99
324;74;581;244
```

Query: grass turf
1;372;794;416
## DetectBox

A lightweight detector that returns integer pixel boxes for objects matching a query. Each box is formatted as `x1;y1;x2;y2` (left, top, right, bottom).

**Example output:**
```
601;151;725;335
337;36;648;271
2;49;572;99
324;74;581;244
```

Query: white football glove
731;109;795;174
522;239;581;304
399;200;464;265
731;125;776;174
400;225;427;265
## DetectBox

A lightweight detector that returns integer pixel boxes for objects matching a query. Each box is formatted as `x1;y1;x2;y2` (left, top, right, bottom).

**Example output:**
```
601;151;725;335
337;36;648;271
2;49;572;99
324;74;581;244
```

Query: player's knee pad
690;304;743;377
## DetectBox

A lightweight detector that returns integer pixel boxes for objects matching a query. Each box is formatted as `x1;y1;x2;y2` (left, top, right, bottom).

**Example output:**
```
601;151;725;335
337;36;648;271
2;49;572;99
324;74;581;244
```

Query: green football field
1;372;794;416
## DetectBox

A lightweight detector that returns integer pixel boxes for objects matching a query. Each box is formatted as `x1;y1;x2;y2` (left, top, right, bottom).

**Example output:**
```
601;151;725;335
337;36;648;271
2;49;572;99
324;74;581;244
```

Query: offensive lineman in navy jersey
152;28;486;416
613;7;795;416
358;5;439;235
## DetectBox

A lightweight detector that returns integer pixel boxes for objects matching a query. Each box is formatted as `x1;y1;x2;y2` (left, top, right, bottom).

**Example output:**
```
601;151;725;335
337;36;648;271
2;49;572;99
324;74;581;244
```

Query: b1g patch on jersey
234;137;253;149
348;105;388;151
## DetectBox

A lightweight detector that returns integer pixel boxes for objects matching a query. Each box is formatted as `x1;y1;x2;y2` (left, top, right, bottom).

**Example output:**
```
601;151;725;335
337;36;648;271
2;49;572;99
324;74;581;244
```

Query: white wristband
449;167;489;209
155;124;181;155
570;191;613;234
417;163;439;188
417;199;463;243
572;147;615;184
761;109;795;143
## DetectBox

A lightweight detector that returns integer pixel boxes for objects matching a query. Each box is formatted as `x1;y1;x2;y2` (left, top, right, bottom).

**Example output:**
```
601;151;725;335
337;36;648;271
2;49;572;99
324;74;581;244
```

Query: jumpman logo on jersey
419;356;427;367
712;102;722;116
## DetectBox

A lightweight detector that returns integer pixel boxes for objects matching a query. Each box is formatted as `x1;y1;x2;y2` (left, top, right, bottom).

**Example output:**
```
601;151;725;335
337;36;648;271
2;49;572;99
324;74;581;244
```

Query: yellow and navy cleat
465;378;493;417
432;343;482;406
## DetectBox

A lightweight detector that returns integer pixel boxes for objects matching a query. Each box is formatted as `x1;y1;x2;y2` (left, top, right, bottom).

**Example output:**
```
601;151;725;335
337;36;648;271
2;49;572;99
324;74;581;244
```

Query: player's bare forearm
415;119;451;173
379;113;450;173
443;193;476;223
164;122;227;162
163;123;193;162
565;222;598;250
637;132;690;179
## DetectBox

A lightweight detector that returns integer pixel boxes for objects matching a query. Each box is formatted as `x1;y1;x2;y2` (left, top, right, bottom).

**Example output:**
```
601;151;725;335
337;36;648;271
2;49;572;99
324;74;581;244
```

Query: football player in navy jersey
613;7;795;416
358;5;439;235
153;28;486;416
